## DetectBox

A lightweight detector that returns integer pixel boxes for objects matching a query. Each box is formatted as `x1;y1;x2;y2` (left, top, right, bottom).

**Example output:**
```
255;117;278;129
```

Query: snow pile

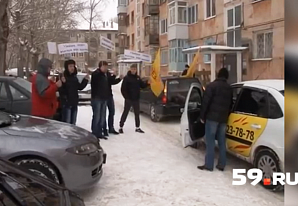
77;84;284;206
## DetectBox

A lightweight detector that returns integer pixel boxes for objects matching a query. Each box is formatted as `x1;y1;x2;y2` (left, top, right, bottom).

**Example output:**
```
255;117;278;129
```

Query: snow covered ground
77;84;284;206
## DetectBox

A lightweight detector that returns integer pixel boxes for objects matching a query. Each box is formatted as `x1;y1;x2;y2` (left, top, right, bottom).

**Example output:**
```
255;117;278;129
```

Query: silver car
0;112;106;192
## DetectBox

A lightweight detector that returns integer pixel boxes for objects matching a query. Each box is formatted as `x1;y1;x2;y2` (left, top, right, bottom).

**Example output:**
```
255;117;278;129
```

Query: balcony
118;25;126;34
143;0;159;17
117;5;127;14
145;34;159;46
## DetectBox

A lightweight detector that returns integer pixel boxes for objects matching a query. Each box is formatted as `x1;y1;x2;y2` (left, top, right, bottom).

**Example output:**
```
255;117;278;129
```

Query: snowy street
77;85;284;206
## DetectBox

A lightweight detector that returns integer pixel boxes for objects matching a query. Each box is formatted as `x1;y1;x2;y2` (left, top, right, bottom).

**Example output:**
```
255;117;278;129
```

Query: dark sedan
0;158;85;205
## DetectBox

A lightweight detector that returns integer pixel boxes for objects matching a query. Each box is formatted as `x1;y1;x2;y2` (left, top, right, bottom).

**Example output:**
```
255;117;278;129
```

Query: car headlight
67;143;98;155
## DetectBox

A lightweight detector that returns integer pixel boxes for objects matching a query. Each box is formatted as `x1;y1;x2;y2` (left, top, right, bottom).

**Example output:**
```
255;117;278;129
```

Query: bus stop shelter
117;59;143;77
182;45;247;83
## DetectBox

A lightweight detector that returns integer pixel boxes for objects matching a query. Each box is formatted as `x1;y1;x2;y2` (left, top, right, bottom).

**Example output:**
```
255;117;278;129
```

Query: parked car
0;111;106;192
139;76;203;122
0;76;62;121
0;158;85;205
77;73;91;102
180;80;284;189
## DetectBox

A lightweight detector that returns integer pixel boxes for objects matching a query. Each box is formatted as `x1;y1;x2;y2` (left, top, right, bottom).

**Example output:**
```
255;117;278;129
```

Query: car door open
180;83;204;148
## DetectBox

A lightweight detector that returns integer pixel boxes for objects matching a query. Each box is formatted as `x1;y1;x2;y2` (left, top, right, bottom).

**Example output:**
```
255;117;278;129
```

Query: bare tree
79;0;108;67
7;0;84;76
0;0;9;75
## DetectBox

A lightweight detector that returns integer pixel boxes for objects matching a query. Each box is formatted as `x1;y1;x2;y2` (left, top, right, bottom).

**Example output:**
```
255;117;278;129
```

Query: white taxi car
180;80;284;189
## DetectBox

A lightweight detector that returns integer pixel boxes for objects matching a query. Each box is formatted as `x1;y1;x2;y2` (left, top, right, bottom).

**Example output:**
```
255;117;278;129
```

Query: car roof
234;79;284;91
0;76;19;80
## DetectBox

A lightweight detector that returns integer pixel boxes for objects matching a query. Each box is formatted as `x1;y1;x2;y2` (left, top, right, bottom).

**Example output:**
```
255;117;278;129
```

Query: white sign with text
100;35;115;51
47;42;57;54
124;49;152;63
58;43;88;55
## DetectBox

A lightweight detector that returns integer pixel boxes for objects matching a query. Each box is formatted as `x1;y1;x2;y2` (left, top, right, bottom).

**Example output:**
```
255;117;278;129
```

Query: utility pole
15;11;24;77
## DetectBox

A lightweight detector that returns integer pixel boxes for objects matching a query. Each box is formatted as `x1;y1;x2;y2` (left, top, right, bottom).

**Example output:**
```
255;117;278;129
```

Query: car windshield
0;172;63;206
280;90;284;96
13;78;31;92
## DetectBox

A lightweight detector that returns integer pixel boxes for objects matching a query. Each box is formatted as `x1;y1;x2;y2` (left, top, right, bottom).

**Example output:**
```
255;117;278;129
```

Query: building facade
117;0;284;80
47;21;119;71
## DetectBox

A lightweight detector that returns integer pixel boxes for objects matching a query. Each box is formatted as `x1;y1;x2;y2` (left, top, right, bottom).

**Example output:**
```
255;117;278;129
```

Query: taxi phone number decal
226;125;255;141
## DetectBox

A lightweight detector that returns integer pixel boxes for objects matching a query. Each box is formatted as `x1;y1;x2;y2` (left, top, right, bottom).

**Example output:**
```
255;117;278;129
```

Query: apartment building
118;0;284;80
52;21;119;71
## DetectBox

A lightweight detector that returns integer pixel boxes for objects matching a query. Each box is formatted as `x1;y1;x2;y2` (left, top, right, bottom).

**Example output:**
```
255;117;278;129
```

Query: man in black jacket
102;69;123;136
119;64;148;134
91;61;110;139
181;64;190;76
197;68;233;172
59;60;89;125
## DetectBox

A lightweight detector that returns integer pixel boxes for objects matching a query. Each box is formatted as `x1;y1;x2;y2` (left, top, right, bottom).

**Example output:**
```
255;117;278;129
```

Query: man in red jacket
31;58;62;118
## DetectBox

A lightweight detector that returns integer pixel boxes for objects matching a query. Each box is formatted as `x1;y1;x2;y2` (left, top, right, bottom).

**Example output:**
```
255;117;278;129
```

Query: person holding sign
58;60;89;125
31;58;62;119
119;64;149;134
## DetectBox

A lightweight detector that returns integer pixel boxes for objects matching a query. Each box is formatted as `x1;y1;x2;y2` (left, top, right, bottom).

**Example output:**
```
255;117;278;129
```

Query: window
169;4;175;25
268;93;283;119
115;34;118;38
205;0;216;19
137;0;140;13
126;15;130;26
13;78;31;92
137;41;141;51
161;49;168;65
70;33;75;37
107;33;111;40
107;52;112;59
131;33;135;45
234;88;268;118
188;4;198;24
137;16;140;26
255;31;273;59
188;87;202;110
118;0;126;6
131;11;134;24
137;27;141;37
178;6;187;23
145;16;159;35
115;43;119;47
9;85;27;100
169;39;187;62
126;36;130;46
160;19;168;34
0;82;8;101
203;38;216;63
226;5;242;47
71;53;76;57
79;53;84;57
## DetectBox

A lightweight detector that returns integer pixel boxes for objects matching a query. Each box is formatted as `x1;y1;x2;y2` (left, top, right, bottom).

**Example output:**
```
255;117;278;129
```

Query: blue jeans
62;105;78;125
103;96;115;131
204;120;227;170
91;99;107;137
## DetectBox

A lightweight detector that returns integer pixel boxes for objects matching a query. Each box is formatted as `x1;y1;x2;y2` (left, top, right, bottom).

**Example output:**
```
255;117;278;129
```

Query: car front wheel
15;158;61;184
254;149;281;190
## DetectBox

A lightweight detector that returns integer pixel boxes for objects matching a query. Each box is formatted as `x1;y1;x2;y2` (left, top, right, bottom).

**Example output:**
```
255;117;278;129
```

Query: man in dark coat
181;64;190;76
59;59;89;125
119;64;148;134
31;58;62;119
102;69;123;136
91;61;110;139
197;68;233;172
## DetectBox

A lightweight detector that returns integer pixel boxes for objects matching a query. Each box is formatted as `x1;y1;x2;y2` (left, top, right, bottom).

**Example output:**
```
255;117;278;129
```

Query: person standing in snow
197;68;233;172
31;58;62;119
59;60;89;125
119;64;149;134
102;68;124;136
91;61;110;140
